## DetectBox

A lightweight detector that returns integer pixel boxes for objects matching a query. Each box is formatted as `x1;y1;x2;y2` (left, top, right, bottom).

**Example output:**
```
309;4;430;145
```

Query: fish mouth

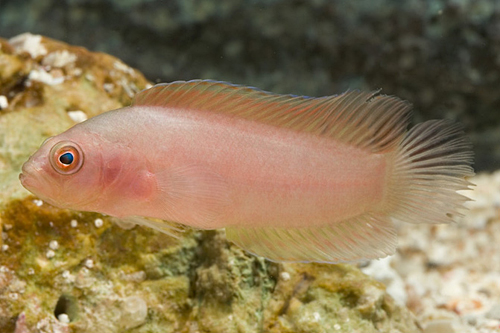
19;161;42;192
19;167;53;205
19;172;26;185
19;161;66;207
19;169;35;191
19;163;29;187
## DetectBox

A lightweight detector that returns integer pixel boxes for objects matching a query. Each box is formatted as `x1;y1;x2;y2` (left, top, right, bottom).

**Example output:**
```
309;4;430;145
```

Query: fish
19;80;474;263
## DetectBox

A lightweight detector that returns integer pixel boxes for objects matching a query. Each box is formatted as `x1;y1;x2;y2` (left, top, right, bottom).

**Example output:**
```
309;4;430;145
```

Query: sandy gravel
362;171;500;333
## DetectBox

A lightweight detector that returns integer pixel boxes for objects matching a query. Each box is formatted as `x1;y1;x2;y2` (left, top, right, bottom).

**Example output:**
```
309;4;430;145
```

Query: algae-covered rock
0;34;421;333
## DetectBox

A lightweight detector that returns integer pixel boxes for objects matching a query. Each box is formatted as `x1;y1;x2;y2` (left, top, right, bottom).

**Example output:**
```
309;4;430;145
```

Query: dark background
1;0;499;171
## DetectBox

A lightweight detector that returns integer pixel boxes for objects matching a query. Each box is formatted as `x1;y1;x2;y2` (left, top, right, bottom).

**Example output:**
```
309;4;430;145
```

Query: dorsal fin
133;80;412;152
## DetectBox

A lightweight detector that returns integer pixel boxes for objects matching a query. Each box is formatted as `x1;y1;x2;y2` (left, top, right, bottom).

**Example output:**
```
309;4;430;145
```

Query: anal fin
225;213;397;263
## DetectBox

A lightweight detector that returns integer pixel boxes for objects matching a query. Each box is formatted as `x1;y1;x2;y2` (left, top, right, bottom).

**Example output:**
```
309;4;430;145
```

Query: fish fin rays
109;216;187;239
155;165;231;229
386;119;475;224
133;80;412;153
225;213;397;263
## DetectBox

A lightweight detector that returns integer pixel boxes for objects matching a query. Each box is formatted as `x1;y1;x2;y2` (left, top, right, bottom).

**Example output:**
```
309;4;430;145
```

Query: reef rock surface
0;34;420;333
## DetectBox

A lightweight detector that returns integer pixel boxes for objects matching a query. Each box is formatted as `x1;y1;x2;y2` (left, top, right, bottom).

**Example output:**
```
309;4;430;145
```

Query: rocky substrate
363;171;500;333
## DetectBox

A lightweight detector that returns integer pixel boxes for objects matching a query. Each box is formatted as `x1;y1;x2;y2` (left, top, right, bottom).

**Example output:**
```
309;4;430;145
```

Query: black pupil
59;152;74;165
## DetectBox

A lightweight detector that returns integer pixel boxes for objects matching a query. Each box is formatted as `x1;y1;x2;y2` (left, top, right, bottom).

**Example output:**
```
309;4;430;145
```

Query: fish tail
386;119;474;224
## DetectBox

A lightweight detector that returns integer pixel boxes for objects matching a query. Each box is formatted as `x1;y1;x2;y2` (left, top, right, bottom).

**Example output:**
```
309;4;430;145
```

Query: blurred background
1;0;499;171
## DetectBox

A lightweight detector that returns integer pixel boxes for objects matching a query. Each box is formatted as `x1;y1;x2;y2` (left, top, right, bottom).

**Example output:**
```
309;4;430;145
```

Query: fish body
20;81;474;263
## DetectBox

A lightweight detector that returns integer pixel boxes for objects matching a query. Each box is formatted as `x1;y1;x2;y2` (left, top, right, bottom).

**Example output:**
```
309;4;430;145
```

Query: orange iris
49;141;84;175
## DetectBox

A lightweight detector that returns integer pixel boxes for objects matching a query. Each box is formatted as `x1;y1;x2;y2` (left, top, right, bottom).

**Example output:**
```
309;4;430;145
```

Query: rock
361;256;408;306
0;197;421;332
422;320;457;333
0;34;421;332
485;303;500;321
388;169;500;332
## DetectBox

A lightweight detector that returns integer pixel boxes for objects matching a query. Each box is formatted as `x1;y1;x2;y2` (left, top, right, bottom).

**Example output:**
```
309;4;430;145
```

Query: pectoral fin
156;165;230;229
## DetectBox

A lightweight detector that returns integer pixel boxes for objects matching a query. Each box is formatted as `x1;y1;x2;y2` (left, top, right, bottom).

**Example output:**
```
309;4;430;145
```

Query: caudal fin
386;119;474;224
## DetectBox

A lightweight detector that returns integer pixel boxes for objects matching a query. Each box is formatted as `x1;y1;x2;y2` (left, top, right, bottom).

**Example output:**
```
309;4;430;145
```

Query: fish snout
19;165;35;189
19;172;26;184
19;157;44;190
20;160;30;176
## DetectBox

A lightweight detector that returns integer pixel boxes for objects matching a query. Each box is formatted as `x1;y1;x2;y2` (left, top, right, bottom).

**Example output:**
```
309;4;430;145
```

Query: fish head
19;129;109;212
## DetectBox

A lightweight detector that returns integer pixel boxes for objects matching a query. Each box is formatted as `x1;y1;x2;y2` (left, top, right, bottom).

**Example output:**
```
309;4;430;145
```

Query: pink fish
19;80;474;263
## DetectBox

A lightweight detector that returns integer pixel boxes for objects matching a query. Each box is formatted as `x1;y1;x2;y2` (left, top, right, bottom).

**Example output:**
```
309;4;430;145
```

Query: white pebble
33;199;43;207
70;219;78;228
9;33;47;58
120;296;148;329
49;240;59;250
4;224;12;231
113;61;134;74
334;324;341;330
486;303;500;320
28;268;34;275
71;68;83;76
46;250;55;259
312;312;321;321
57;313;70;324
0;95;8;109
362;257;407;305
103;83;114;92
280;271;291;281
1;245;8;252
94;218;103;228
423;319;456;333
67;110;87;123
28;68;64;85
42;50;77;68
85;259;94;269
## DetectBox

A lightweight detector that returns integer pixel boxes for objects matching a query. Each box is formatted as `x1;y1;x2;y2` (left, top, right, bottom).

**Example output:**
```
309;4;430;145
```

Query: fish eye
49;141;84;175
